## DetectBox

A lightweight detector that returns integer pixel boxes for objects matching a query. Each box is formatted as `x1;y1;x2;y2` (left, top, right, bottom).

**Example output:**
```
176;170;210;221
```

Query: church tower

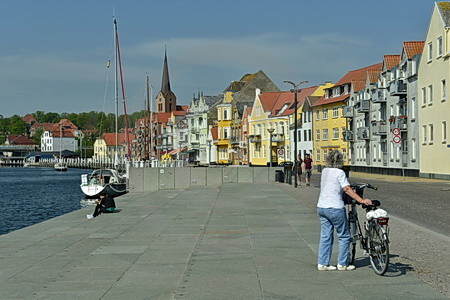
155;48;177;113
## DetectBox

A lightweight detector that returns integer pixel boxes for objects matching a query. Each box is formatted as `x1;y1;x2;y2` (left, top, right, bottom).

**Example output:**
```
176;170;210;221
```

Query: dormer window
333;88;340;97
325;89;330;99
344;85;349;94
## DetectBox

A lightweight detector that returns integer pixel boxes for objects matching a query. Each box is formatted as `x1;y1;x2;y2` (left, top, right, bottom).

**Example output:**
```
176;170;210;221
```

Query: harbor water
0;167;92;235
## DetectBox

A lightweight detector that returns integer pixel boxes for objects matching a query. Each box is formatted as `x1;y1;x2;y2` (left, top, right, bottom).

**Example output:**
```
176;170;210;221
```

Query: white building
41;130;78;153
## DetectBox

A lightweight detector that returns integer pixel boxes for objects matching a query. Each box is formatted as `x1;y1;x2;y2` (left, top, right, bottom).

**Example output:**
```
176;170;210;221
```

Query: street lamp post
207;139;212;165
283;80;308;188
267;128;275;167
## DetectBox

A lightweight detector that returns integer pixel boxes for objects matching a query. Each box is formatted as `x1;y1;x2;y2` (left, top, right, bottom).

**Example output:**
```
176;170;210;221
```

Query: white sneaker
86;214;94;219
337;264;356;271
317;264;337;271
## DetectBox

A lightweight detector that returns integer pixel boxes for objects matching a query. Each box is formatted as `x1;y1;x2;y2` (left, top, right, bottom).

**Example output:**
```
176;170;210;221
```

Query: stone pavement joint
0;183;446;299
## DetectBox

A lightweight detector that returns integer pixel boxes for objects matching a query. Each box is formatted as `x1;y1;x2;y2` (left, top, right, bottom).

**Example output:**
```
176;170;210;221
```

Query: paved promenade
0;183;447;299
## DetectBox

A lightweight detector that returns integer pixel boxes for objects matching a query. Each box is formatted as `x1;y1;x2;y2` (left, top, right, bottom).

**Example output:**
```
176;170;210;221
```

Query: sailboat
54;124;68;172
80;17;129;198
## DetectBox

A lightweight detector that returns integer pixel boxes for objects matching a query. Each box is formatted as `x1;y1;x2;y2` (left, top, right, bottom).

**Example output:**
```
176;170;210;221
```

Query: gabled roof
22;114;36;124
6;135;35;145
52;130;75;138
383;55;401;70
154;112;172;124
403;41;425;59
99;132;135;146
257;86;318;117
335;63;382;86
437;2;450;27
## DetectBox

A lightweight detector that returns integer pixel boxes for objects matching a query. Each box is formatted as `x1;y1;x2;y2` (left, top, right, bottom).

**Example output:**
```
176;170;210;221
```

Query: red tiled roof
6;135;35;145
173;110;187;116
383;55;401;70
403;41;424;59
312;93;350;107
52;130;75;138
335;63;382;86
22;114;36;124
367;69;380;84
99;132;136;146
154;112;172;123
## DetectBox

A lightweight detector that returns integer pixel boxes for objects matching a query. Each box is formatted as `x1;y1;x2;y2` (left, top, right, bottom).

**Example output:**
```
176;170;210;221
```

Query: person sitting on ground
317;149;372;271
87;191;116;219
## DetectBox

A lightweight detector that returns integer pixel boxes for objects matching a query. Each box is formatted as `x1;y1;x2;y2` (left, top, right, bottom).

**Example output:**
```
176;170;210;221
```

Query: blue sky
0;0;436;117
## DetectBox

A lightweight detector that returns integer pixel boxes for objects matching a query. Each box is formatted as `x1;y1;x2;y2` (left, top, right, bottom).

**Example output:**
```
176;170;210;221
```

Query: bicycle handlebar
350;183;378;191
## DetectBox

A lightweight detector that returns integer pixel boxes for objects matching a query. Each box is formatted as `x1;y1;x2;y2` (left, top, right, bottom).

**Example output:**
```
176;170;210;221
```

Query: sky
0;0;437;117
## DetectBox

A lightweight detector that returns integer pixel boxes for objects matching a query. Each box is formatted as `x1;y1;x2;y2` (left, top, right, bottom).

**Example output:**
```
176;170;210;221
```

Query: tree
32;128;44;145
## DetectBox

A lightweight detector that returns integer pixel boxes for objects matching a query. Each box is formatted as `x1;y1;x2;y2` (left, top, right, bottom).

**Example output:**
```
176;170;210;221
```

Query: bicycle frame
345;183;390;275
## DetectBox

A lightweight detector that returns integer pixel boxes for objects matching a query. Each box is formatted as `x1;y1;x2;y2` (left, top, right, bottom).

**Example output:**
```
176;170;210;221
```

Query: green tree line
0;110;146;146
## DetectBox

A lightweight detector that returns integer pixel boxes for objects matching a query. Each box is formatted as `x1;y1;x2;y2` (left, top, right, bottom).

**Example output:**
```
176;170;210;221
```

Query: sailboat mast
145;76;150;160
114;17;119;166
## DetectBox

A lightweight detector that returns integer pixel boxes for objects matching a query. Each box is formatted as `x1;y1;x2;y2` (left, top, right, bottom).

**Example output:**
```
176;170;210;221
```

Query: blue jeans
317;207;350;266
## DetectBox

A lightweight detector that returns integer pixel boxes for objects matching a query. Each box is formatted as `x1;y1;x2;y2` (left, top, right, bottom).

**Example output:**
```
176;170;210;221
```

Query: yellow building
418;2;450;179
248;85;329;166
215;70;280;164
310;67;378;169
94;133;134;161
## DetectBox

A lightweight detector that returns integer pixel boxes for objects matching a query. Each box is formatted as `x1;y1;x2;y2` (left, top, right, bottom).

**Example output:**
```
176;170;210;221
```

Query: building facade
418;2;450;179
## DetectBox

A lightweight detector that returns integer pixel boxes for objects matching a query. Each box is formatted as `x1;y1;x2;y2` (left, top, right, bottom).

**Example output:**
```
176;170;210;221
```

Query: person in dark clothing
296;155;304;186
304;154;313;186
87;191;116;219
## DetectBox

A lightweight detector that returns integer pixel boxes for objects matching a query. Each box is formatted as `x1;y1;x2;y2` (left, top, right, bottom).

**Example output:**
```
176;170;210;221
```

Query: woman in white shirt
317;150;372;271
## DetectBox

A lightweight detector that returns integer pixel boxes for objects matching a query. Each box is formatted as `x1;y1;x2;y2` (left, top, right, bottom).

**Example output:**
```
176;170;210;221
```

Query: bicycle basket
377;217;389;225
343;186;364;205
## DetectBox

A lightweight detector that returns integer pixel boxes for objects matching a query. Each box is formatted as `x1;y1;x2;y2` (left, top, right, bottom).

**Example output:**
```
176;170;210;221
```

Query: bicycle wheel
348;212;357;264
368;223;389;275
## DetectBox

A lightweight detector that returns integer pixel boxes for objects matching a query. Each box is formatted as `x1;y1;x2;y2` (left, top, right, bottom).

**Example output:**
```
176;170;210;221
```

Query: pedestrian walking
296;155;304;186
303;153;313;186
316;150;372;271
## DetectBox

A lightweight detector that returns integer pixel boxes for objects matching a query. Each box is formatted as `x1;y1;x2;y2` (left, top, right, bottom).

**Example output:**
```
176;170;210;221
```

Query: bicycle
343;183;390;275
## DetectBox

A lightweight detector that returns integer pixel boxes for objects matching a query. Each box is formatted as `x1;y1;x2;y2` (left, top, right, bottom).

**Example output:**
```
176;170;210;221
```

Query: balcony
372;88;387;103
389;116;408;131
355;99;370;113
342;106;354;118
390;79;407;95
248;134;261;143
272;133;285;142
343;130;354;142
357;127;370;140
229;136;240;145
371;120;387;135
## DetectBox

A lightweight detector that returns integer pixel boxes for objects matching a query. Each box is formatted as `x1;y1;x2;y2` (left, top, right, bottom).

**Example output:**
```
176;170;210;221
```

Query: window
323;149;328;162
304;130;307;142
422;125;427;144
333;128;339;140
308;129;312;141
332;107;339;118
316;150;320;161
333;88;340;97
442;121;447;143
428;85;433;105
411;97;416;119
344;85;349;94
322;129;328;141
316;130;320;141
373;145;377;161
223;108;228;120
315;111;320;121
438;36;443;57
298;130;302;142
411;139;416;160
322;109;328;120
422;87;427;106
442;80;446;101
429;124;434;144
428;42;433;61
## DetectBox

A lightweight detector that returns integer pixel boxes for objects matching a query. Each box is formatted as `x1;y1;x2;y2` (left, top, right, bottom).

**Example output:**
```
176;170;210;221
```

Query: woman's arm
342;186;372;205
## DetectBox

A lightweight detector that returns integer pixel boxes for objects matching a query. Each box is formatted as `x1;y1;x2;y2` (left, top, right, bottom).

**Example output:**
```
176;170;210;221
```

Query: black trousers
93;205;114;217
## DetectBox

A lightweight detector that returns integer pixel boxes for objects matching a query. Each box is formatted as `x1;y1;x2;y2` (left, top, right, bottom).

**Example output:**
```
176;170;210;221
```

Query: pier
0;182;445;299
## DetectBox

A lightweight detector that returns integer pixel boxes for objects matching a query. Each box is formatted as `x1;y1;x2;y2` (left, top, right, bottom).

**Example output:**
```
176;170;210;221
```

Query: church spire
160;47;171;95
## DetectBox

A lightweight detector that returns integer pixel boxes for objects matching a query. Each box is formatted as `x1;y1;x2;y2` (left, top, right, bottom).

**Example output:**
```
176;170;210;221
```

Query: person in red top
304;154;313;186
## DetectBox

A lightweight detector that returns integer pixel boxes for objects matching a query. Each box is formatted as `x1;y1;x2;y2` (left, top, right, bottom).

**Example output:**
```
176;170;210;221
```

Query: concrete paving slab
0;182;446;299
